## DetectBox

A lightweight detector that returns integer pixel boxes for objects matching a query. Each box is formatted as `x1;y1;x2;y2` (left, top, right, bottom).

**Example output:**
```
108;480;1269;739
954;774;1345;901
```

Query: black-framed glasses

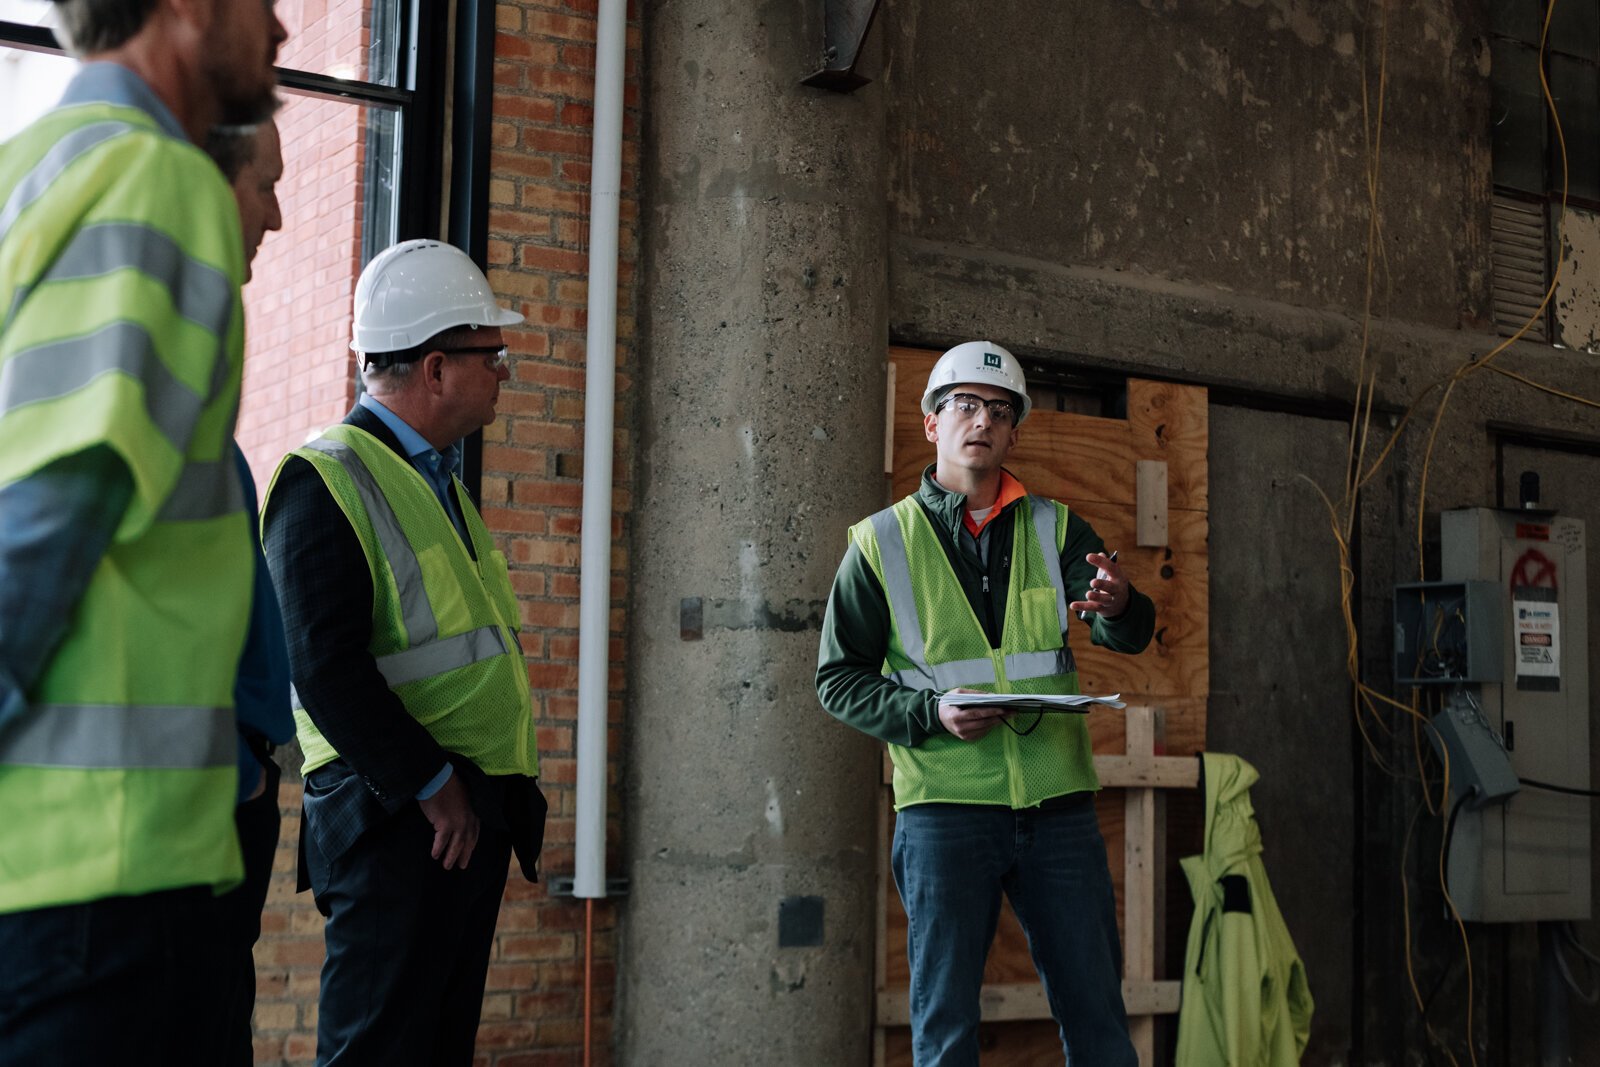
441;345;509;369
937;392;1017;424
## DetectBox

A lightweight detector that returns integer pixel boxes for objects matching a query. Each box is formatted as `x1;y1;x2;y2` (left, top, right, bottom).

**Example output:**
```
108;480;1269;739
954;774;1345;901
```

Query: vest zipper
981;574;1000;644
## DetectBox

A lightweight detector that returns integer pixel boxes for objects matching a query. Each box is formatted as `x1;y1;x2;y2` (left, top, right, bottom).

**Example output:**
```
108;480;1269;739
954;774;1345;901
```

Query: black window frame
1489;0;1600;208
0;0;497;490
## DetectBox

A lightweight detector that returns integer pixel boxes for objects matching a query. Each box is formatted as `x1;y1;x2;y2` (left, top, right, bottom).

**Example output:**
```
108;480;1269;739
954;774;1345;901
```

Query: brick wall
473;1;640;1056
243;0;642;1063
237;0;371;490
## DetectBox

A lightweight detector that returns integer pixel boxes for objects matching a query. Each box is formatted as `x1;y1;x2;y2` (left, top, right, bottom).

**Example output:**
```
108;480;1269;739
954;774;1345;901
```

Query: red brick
526;66;595;100
476;1020;538;1049
483;506;551;534
497;94;561;124
513;990;580;1018
256;938;326;967
485;963;539;991
284;1032;318;1062
512;481;583;507
500;934;577;960
518;245;591;275
527;11;597;42
520;127;593;159
528;663;579;690
536;725;573;751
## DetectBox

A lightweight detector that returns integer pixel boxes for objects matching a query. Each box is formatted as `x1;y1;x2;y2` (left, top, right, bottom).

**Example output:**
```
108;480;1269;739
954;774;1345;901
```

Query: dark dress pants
200;753;284;1065
305;786;512;1067
0;885;218;1066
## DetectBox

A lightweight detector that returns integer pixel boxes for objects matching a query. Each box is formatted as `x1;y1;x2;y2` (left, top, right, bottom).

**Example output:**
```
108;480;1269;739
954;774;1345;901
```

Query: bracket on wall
800;0;883;92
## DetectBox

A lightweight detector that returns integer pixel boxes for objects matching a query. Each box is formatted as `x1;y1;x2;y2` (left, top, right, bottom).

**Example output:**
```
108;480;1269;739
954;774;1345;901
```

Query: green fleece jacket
815;466;1155;748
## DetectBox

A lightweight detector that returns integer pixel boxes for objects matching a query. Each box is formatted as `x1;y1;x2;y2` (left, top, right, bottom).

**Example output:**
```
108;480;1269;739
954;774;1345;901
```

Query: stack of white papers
936;692;1126;713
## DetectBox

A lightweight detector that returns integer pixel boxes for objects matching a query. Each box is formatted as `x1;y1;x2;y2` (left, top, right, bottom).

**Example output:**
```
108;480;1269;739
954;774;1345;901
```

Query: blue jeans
892;795;1137;1067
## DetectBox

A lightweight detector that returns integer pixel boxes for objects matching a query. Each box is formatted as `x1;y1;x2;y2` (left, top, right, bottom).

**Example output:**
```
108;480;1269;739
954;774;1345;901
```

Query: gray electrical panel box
1393;580;1503;685
1439;508;1590;923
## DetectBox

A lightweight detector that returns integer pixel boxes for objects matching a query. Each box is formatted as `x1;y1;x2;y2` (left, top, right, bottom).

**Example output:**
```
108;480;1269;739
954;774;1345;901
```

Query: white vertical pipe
573;0;627;900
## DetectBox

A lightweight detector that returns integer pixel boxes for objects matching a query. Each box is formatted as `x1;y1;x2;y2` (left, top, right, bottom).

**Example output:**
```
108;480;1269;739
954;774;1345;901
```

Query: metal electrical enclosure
1393;580;1503;685
1439;508;1590;922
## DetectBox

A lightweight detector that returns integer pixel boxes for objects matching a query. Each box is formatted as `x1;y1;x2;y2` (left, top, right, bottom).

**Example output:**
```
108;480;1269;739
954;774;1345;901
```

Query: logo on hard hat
983;352;1003;369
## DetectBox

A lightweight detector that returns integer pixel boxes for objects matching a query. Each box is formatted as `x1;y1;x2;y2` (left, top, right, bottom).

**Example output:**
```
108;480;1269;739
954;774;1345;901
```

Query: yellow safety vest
849;495;1097;809
0;100;251;912
269;425;536;778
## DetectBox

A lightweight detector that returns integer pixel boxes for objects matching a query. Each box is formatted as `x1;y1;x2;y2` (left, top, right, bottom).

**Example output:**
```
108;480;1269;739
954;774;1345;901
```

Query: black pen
1076;550;1118;622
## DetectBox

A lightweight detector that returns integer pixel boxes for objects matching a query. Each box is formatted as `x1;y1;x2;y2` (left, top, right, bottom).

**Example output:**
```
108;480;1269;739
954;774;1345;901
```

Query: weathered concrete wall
1208;407;1357;1060
619;1;888;1063
884;0;1492;331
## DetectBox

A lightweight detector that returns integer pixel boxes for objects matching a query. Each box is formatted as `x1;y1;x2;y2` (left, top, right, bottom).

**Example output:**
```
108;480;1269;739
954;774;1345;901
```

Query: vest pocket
417;543;467;628
484;549;519;629
1016;587;1065;650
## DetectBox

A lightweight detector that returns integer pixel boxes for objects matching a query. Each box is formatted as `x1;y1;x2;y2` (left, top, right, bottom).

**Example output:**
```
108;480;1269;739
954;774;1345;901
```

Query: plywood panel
876;349;1208;1066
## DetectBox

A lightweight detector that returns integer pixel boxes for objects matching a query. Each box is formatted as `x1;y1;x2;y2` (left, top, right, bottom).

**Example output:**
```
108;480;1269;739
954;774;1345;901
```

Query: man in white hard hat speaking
816;341;1155;1066
262;240;546;1065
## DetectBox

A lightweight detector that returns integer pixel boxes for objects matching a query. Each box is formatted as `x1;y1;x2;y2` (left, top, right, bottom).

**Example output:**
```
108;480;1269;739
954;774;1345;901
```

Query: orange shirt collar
962;470;1027;537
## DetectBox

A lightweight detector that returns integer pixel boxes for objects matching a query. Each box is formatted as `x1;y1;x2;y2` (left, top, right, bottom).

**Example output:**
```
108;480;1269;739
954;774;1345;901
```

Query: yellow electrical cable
1311;0;1591;1054
1400;799;1463;1067
1484;363;1600;410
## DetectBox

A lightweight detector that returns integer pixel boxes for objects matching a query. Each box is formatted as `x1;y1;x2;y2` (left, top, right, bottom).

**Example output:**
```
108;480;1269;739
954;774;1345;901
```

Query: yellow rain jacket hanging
1177;753;1313;1066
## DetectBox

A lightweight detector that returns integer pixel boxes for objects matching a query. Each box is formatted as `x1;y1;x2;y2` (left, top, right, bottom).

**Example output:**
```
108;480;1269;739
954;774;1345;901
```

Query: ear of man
421;351;449;396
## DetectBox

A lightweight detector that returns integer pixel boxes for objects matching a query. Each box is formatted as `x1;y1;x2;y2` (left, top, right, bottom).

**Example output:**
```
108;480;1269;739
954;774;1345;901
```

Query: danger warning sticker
1513;590;1560;686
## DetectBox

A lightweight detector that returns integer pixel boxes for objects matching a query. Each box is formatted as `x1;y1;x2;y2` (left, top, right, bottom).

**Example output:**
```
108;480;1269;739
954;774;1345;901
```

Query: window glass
1492;38;1549;195
0;0;77;138
1548;53;1600;203
0;46;75;138
275;0;403;88
1488;0;1544;46
1548;0;1600;63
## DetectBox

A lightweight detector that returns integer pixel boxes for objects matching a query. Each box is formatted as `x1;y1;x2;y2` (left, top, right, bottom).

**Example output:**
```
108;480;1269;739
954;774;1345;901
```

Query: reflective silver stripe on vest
871;507;936;690
375;624;509;688
1029;495;1071;633
0;120;133;243
305;438;438;648
156;458;245;522
0;703;234;769
4;221;233;341
0;322;205;451
889;656;998;692
1005;648;1077;680
879;498;1075;691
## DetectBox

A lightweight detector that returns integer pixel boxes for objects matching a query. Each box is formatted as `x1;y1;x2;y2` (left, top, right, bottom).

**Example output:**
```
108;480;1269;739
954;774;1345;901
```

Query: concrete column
619;2;888;1063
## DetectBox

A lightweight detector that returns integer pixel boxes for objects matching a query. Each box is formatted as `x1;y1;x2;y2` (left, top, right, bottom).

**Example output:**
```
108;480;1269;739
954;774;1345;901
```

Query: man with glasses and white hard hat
816;341;1155;1066
262;239;547;1066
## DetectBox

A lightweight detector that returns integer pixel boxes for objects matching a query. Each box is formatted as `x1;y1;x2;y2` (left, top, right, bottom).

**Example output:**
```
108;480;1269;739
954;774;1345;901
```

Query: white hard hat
350;239;523;354
920;340;1032;424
